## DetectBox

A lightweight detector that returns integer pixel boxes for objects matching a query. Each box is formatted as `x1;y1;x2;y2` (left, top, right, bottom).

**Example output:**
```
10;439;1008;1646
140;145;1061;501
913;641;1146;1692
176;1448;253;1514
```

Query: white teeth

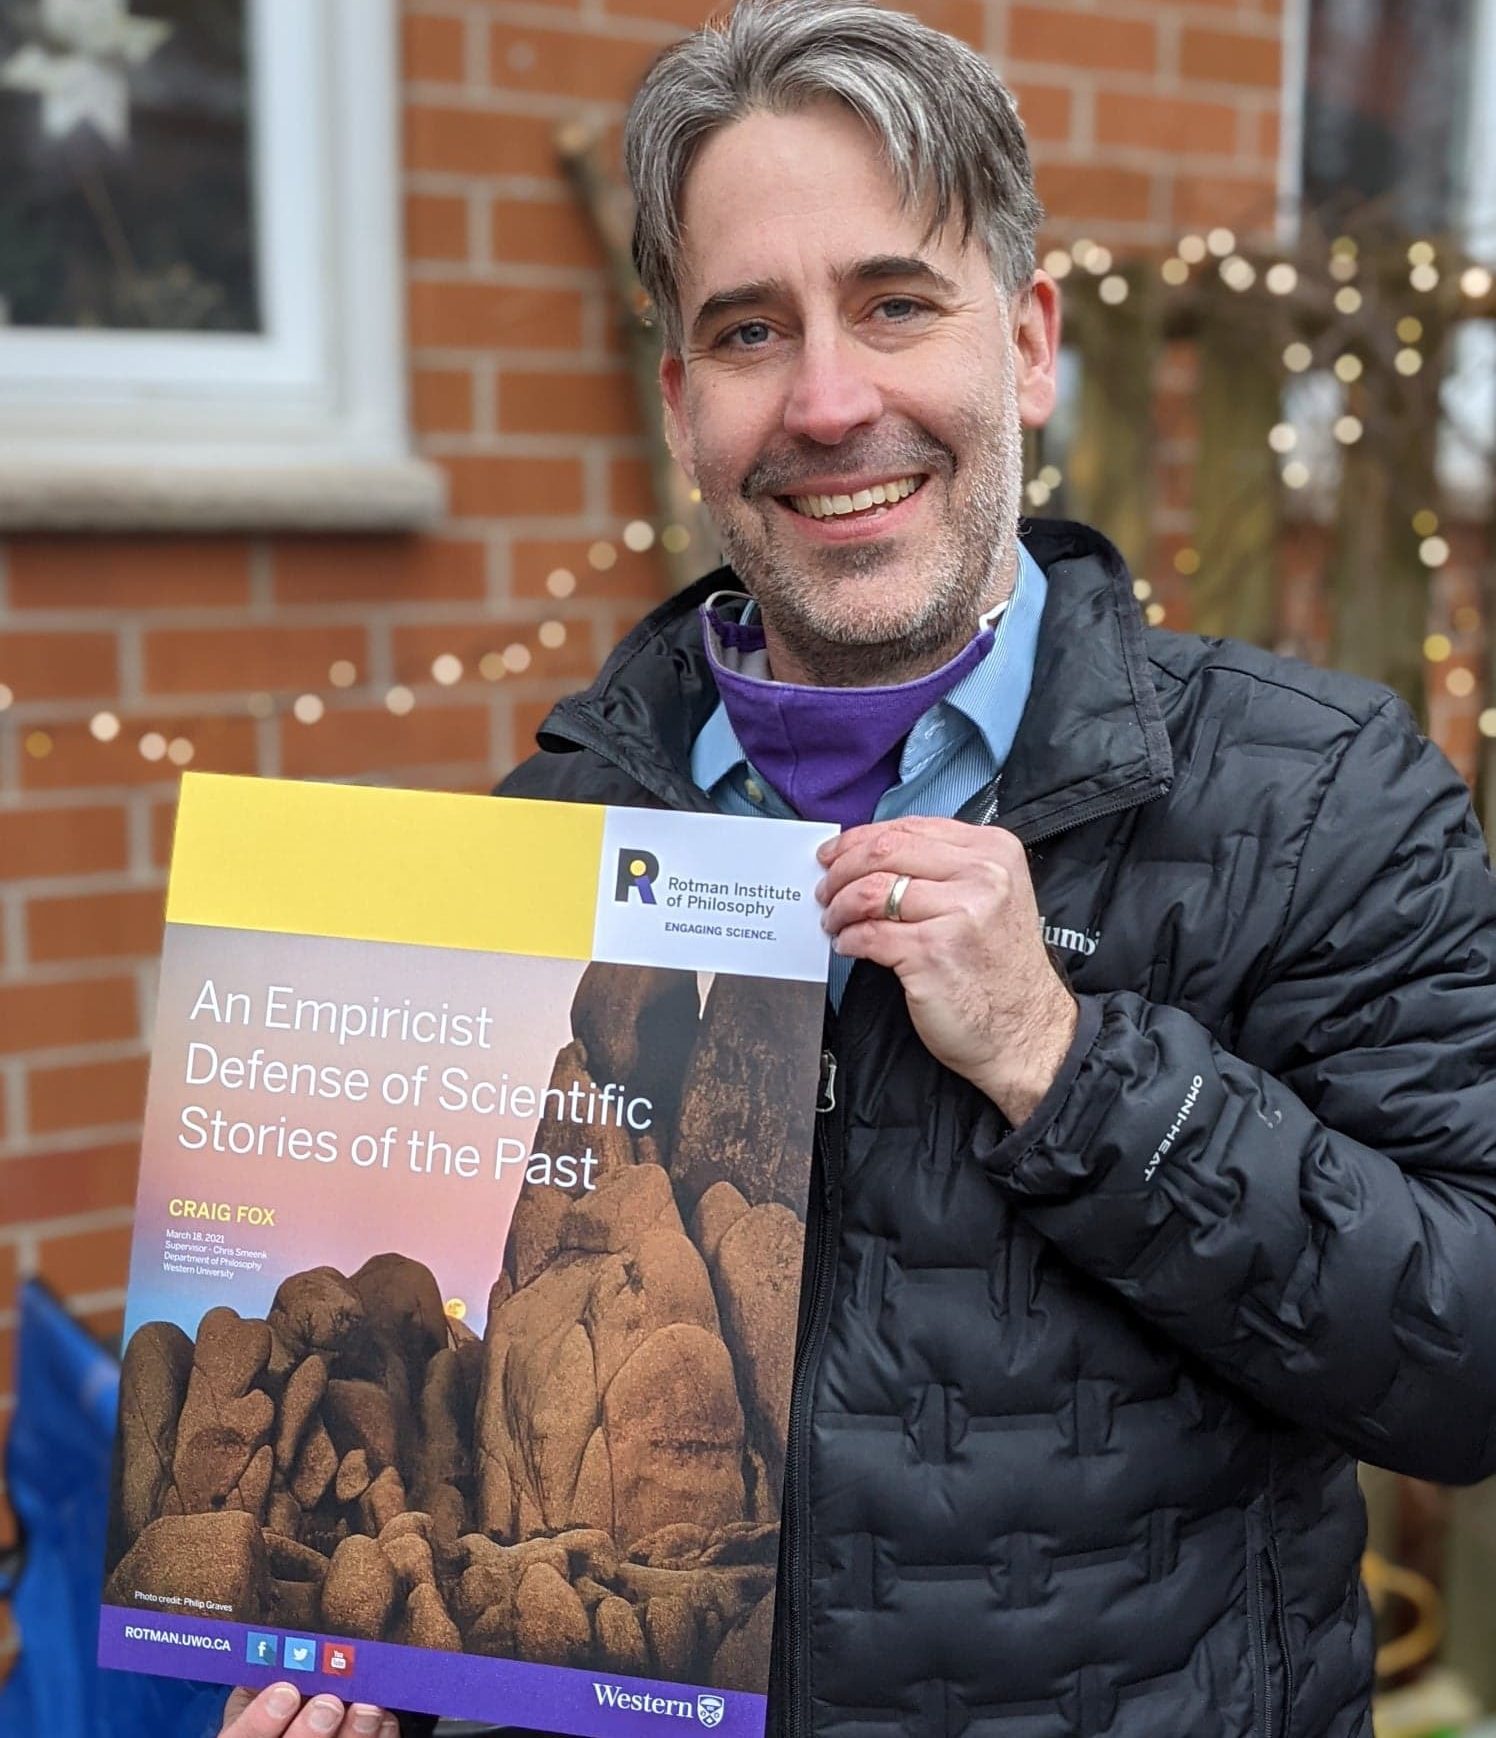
788;476;922;519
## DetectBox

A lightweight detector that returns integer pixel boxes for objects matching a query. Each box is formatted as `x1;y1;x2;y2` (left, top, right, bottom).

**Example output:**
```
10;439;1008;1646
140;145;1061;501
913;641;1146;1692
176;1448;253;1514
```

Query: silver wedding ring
884;873;911;923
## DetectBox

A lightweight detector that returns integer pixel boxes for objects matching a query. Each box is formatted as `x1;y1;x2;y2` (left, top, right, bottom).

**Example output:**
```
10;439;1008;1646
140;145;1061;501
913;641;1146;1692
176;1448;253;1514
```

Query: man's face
660;101;1059;686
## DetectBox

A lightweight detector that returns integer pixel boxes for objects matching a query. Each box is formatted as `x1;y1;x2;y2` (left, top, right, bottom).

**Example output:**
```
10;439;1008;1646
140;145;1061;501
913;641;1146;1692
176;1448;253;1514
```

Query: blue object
245;1634;279;1670
282;1638;317;1674
0;1280;227;1738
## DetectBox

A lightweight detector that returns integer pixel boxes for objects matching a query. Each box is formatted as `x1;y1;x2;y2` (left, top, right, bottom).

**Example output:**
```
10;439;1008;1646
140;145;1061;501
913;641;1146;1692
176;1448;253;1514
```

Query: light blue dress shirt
691;542;1049;1004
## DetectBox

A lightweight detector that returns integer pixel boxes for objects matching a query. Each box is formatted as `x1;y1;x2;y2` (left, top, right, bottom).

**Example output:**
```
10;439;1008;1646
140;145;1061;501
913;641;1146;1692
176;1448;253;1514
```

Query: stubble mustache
738;427;955;501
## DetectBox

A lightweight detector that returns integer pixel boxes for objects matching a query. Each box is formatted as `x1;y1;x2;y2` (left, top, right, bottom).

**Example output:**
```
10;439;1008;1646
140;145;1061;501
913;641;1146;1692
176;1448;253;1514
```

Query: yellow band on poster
166;773;601;959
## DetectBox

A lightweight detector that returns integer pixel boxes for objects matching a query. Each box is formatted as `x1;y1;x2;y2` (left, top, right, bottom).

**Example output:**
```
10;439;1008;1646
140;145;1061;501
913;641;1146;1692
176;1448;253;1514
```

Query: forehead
675;103;966;299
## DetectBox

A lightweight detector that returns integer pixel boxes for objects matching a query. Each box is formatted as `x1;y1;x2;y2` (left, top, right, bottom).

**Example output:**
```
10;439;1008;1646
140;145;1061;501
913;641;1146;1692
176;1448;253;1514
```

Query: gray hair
623;0;1044;353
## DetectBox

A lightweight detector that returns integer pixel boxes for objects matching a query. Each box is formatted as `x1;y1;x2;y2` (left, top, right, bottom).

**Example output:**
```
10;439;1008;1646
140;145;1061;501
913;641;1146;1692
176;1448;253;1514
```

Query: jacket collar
534;519;1173;836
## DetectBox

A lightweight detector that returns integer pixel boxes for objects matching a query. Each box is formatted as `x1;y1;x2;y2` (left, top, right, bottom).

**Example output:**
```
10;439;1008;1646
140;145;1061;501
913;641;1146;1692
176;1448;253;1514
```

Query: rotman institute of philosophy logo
615;848;660;905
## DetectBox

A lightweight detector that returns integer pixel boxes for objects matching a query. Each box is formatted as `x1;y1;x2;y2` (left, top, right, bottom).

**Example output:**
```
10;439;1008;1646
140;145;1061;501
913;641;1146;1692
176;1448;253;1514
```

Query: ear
1012;271;1061;430
658;350;697;483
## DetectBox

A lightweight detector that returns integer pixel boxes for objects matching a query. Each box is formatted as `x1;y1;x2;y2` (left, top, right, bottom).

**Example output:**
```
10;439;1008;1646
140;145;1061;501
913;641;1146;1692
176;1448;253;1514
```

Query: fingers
817;819;1020;904
219;1687;393;1738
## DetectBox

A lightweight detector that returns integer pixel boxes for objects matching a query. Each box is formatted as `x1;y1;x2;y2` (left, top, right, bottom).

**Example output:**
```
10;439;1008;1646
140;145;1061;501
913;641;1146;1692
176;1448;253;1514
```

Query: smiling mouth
781;475;926;520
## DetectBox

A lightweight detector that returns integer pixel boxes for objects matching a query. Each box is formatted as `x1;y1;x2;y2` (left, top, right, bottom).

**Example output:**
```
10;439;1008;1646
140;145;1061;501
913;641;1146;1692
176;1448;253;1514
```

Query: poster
98;773;833;1736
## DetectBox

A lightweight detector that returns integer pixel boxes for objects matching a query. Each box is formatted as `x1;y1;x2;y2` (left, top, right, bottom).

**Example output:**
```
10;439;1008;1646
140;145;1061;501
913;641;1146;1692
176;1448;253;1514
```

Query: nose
781;326;884;446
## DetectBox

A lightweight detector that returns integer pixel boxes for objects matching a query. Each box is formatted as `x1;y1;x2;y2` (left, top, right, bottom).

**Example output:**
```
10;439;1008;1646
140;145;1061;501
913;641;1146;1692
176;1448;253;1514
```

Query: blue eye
724;320;773;349
877;297;921;320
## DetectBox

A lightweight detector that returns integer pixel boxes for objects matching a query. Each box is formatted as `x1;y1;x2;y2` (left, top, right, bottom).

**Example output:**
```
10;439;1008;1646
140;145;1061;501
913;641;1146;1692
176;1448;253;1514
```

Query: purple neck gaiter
701;597;993;831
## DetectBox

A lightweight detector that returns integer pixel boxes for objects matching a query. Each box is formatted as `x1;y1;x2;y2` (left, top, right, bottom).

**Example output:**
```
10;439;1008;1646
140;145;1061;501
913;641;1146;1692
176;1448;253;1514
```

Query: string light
1410;263;1440;292
1282;460;1310;489
1099;274;1129;304
1206;227;1236;257
1220;256;1256;291
661;525;691;553
1454;604;1482;632
1424;634;1453;662
1447;667;1477;698
1333;415;1364;444
90;711;121;742
329;660;357;688
1161;257;1190;285
431;654;463;686
1038;465;1063;489
1479;709;1496;738
1085;246;1114;277
1268;423;1297;453
1173;547;1201;575
1461;265;1493;298
1333;354;1364;383
0;684;13;710
1419;536;1450;567
1397;317;1423;343
1408;240;1436;266
1070;238;1097;270
139;732;167;761
538;621;568;649
1026;479;1052;507
385;686;415;716
293;694;325;724
25;731;52;759
1177;234;1208;264
502;644;532;674
1413;509;1440;535
1133;578;1153;600
479;653;506;681
1283;342;1313;372
587;541;617;570
623;520;655;552
546;568;577;598
1328;252;1358;284
1043;248;1073;279
1265;263;1298;295
1334;286;1362;314
168;737;194;767
1146;602;1167;626
1395;348;1424;375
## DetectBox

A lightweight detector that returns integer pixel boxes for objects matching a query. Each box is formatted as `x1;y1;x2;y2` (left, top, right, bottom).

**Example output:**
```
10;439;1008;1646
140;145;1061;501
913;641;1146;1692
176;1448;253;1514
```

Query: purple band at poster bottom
98;1604;765;1737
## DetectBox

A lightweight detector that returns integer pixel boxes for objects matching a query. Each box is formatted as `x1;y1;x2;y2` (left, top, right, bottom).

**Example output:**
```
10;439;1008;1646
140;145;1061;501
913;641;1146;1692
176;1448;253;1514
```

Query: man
223;2;1496;1735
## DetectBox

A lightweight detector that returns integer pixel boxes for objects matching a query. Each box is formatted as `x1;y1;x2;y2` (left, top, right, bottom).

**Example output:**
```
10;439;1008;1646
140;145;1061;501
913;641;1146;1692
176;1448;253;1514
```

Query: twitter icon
245;1633;279;1668
284;1638;318;1674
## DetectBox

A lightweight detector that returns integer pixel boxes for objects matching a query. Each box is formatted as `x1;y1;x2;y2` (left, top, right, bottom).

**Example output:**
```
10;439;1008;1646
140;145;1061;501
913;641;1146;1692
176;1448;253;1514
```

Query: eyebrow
688;254;960;343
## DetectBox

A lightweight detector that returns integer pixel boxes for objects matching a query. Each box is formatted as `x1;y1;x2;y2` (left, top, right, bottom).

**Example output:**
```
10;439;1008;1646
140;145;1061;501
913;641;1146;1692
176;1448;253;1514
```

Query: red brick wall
0;0;1285;1662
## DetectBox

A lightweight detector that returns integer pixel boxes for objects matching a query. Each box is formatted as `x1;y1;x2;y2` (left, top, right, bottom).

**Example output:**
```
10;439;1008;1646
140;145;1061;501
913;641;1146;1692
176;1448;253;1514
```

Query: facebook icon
245;1633;279;1668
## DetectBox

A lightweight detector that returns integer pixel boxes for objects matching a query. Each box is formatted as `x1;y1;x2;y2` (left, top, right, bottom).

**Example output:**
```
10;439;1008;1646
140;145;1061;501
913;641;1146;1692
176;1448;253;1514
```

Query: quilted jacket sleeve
976;696;1496;1484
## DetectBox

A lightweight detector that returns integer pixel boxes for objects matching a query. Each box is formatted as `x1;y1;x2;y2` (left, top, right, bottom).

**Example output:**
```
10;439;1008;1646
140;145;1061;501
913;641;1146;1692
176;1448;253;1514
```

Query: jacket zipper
780;1046;841;1737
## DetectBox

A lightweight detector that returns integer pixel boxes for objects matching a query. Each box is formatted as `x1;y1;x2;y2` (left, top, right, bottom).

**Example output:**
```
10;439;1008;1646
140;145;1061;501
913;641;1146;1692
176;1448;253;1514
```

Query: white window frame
0;0;443;531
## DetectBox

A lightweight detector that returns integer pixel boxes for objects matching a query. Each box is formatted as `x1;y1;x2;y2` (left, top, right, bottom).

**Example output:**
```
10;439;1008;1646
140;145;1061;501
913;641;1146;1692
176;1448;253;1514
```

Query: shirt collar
692;542;1045;792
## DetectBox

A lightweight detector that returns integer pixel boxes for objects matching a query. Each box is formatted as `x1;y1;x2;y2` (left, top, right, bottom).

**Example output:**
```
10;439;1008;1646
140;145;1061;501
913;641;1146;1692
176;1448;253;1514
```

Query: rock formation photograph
105;962;821;1695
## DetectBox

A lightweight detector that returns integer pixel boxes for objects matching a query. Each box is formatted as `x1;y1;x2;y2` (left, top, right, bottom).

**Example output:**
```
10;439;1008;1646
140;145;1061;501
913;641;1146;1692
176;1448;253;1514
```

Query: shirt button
745;778;765;804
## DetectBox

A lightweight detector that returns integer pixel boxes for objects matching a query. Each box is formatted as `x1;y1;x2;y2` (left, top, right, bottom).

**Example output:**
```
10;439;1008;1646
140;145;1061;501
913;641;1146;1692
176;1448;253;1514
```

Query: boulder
711;1202;804;1477
401;1582;462;1651
514;1562;590;1667
321;1534;400;1640
104;1511;268;1622
267;1267;366;1362
273;1355;327;1471
567;963;701;1129
603;1325;745;1547
671;974;819;1212
711;1592;776;1693
594;1595;650;1675
116;1321;193;1549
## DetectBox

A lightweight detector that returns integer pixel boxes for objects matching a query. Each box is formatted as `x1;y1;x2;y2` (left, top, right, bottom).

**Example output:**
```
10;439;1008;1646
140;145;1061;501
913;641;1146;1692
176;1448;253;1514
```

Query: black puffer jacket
501;521;1496;1738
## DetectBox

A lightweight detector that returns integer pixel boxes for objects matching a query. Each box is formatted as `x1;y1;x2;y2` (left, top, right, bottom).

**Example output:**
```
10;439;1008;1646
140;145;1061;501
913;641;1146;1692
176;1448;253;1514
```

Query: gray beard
705;386;1026;688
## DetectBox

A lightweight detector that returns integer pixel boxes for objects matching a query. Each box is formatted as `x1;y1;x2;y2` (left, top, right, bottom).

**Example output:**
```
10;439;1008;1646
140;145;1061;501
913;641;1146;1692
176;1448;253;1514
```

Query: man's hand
816;818;1077;1125
219;1684;396;1738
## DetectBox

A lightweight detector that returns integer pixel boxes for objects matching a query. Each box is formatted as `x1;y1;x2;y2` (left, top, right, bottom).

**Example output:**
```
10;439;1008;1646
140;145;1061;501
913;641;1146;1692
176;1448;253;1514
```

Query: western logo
615;848;661;905
698;1694;726;1727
